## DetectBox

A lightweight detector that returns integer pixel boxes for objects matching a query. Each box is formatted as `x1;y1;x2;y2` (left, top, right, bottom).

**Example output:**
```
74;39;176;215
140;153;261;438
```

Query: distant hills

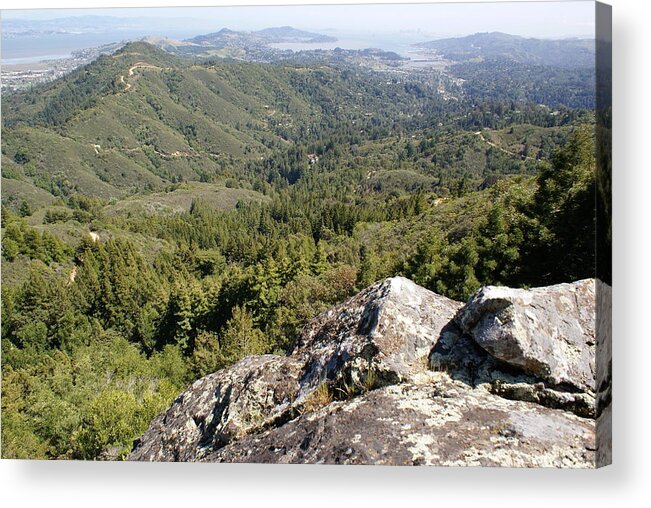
1;41;281;201
416;32;595;68
188;26;336;46
414;33;596;109
142;26;337;61
0;30;597;209
0;41;425;207
146;29;594;69
3;17;336;44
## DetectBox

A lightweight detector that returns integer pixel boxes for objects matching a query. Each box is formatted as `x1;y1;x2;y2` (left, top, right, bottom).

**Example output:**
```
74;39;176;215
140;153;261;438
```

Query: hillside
4;38;581;215
1;41;441;208
413;33;596;110
416;32;595;68
103;182;271;217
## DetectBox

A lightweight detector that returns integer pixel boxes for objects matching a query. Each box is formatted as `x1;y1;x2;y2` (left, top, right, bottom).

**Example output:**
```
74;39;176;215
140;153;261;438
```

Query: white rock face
129;277;606;468
455;279;596;392
292;276;462;401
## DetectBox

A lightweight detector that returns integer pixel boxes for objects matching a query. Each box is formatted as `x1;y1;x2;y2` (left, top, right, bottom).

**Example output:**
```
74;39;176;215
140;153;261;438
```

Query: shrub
303;381;333;413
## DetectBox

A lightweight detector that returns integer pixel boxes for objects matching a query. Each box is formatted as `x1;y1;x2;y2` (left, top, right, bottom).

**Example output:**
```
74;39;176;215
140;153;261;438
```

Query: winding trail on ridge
118;62;168;92
118;74;131;90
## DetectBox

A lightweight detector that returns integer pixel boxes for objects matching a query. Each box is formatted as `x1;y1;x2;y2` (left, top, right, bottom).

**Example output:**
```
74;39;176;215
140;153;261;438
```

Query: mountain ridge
187;25;337;46
416;31;595;68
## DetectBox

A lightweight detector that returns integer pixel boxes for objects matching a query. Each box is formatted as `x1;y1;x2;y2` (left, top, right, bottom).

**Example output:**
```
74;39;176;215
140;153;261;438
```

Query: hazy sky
2;1;595;39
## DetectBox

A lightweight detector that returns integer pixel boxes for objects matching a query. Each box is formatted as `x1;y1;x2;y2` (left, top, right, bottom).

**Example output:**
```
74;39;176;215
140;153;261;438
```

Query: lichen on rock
455;279;596;392
128;276;607;468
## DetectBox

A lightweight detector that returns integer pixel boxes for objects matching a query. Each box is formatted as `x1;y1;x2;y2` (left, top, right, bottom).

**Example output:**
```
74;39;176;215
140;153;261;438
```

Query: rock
130;277;461;461
129;277;605;467
428;325;507;387
488;380;595;418
129;355;304;462
207;378;596;468
595;280;612;466
455;279;596;392
292;276;462;401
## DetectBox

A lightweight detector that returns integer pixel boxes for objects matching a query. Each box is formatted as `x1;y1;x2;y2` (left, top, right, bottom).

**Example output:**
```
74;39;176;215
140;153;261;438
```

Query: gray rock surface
208;377;595;467
129;355;304;462
595;280;612;466
129;277;605;467
455;279;596;392
292;277;462;402
130;277;460;462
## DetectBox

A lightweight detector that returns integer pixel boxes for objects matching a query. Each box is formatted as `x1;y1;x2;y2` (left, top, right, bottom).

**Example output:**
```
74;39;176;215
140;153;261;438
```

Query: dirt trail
474;131;535;162
99;145;196;159
118;62;169;92
129;62;162;76
119;74;131;91
67;266;77;285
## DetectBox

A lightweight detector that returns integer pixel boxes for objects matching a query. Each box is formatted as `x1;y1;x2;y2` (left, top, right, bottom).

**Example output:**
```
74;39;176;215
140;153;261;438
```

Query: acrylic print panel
0;1;611;467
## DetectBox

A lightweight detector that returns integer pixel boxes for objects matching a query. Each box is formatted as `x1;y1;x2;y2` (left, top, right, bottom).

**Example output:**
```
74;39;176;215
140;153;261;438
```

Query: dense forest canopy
1;38;598;459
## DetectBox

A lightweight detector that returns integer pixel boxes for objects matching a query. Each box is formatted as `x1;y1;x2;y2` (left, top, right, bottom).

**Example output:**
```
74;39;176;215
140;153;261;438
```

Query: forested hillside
416;32;596;110
416;32;595;68
1;40;597;460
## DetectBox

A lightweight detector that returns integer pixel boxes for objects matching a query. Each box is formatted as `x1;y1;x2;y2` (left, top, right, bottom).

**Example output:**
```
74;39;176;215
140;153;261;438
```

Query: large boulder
129;355;304;462
455;279;596;392
130;277;461;461
292;276;462;401
129;277;604;467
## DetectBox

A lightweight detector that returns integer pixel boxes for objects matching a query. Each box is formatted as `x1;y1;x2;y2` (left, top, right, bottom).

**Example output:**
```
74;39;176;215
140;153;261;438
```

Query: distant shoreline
0;28;198;63
2;54;73;66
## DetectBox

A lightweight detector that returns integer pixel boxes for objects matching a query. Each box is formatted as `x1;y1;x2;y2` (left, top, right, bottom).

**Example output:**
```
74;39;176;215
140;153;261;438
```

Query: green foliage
72;389;141;459
191;331;222;378
453;58;595;109
19;200;32;217
1;334;190;460
44;208;73;224
218;306;267;365
523;124;596;283
2;217;72;264
14;146;30;164
404;126;596;298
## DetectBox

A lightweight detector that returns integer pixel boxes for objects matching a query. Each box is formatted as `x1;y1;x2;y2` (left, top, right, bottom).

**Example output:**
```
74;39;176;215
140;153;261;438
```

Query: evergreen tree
19;200;32;217
219;306;267;366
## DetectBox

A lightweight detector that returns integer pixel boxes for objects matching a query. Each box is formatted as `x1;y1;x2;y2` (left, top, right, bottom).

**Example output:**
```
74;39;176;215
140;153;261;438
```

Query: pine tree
19;200;32;218
169;281;193;352
191;331;222;377
310;240;329;276
219;306;267;365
